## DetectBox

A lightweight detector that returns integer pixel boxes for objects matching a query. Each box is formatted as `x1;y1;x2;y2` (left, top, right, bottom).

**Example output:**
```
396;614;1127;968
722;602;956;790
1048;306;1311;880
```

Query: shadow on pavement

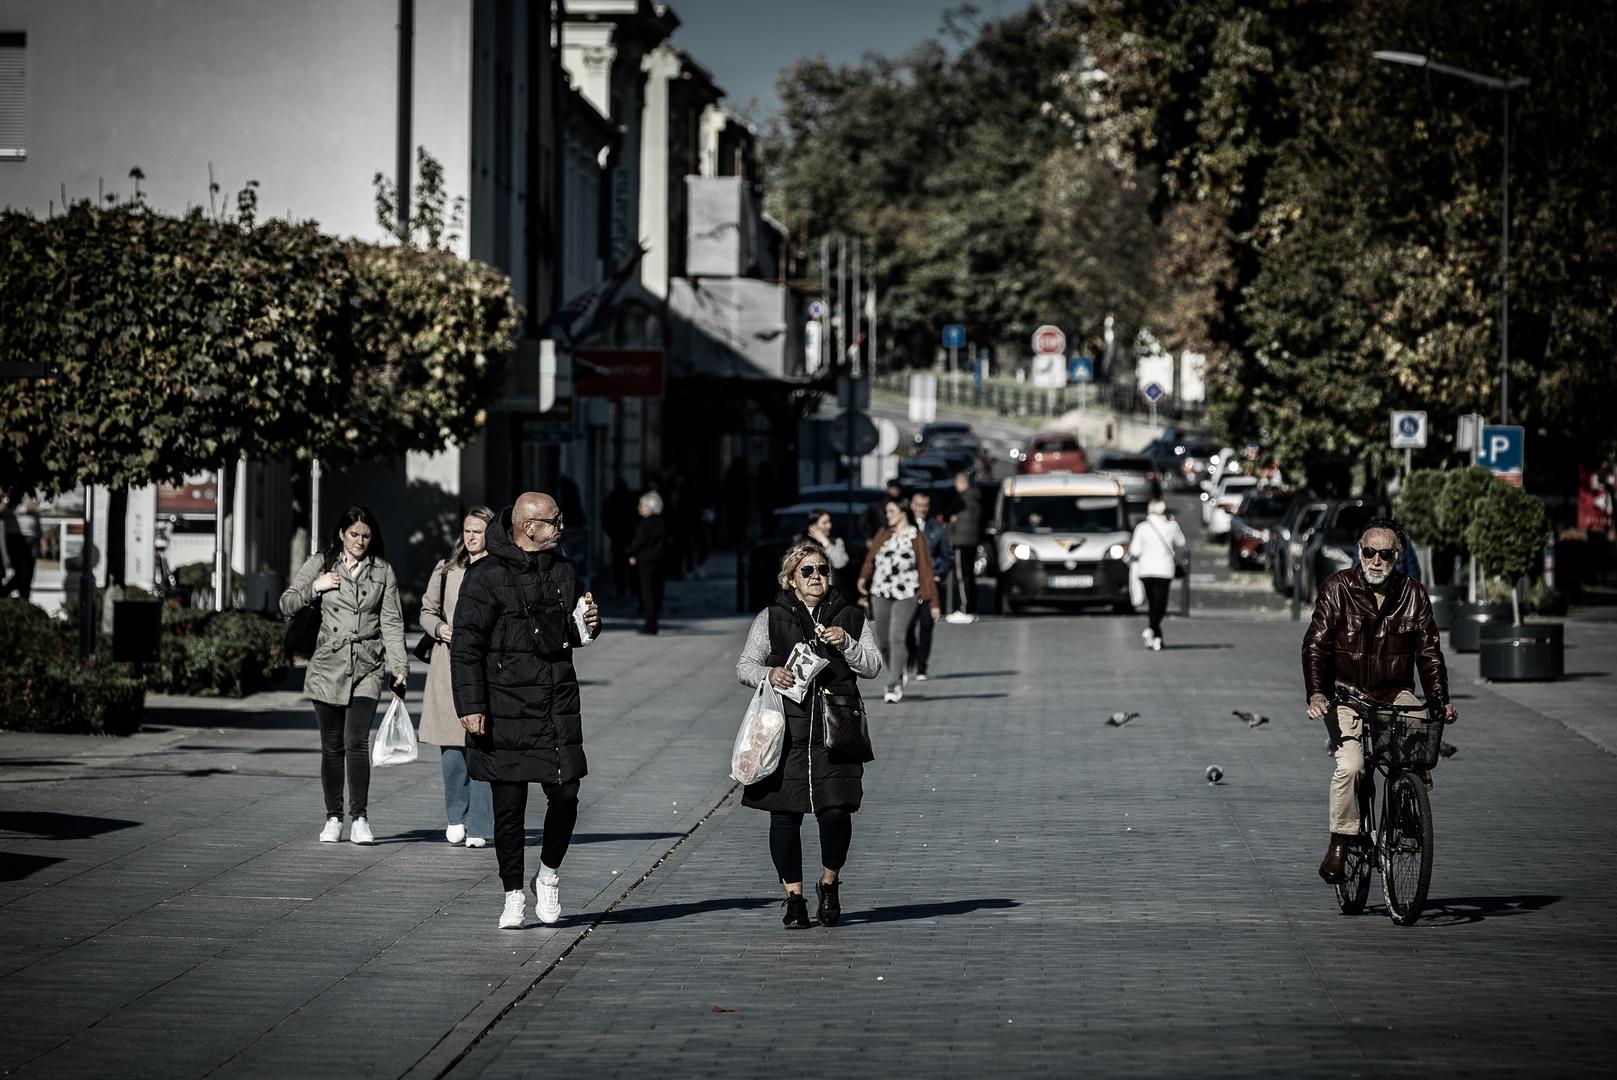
840;897;1020;925
1162;643;1235;651
0;810;141;840
1418;894;1562;925
904;692;1010;702
591;897;778;924
925;670;1018;680
0;853;66;882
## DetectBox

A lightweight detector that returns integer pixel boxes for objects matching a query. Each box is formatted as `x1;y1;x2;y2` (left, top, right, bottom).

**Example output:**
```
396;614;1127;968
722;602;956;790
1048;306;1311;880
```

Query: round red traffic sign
1032;324;1066;356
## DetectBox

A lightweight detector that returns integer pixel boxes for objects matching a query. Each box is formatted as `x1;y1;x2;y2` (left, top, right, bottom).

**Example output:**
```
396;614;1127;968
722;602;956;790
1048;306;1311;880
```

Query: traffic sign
828;410;879;458
809;300;827;319
1478;425;1525;485
1031;354;1065;390
1032;324;1066;356
1068;356;1094;384
1141;381;1166;405
942;324;966;349
1390;410;1428;450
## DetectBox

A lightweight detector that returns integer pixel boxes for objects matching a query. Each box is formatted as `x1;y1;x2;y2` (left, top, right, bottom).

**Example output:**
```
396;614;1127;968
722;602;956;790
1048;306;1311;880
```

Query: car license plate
1047;574;1093;589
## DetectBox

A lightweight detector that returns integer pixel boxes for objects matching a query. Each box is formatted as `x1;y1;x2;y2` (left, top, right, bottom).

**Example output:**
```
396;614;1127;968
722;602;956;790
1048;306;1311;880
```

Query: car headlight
1010;543;1033;560
1107;544;1127;559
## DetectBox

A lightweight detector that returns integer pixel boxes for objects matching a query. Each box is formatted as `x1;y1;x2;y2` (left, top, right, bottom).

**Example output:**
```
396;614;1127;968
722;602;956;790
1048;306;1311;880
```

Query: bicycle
1328;688;1449;925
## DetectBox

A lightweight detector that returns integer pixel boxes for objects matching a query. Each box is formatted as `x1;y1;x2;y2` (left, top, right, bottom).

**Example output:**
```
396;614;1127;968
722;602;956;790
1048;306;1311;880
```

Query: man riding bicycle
1303;517;1457;883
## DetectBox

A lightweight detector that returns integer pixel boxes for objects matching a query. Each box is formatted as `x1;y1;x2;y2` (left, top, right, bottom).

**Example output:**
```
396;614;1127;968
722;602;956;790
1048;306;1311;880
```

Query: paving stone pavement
2;598;1615;1078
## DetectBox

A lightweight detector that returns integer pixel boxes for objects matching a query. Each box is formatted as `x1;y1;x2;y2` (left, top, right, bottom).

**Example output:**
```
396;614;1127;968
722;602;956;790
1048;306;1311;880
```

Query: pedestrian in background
737;541;882;929
796;508;854;600
626;491;667;635
280;506;409;845
417;506;497;849
604;478;638;598
1127;499;1186;652
904;490;952;681
0;490;36;600
452;492;602;930
858;496;941;703
944;471;981;623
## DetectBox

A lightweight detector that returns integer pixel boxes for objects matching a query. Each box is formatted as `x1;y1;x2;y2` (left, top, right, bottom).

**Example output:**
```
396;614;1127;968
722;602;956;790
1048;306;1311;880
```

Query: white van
989;474;1133;615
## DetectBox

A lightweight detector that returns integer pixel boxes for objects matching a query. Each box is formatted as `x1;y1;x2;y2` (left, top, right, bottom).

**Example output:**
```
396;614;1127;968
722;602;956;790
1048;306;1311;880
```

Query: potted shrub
1469;483;1563;680
1436;466;1511;651
1394;469;1458;628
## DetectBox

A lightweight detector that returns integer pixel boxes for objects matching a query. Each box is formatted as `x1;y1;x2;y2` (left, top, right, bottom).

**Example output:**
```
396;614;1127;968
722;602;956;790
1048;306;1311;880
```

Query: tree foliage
1393;469;1448;550
1466;479;1548;585
0;199;519;494
1434;466;1503;553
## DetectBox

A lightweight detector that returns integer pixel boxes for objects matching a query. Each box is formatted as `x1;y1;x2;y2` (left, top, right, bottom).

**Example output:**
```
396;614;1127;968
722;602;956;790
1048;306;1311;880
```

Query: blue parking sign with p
1478;425;1524;482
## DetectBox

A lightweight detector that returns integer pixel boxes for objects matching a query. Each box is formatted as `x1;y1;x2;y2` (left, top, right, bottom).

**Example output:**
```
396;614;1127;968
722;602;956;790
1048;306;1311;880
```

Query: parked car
923;434;990;477
1301;499;1376;599
1227;489;1299;571
898;453;955;484
1271;500;1329;595
1171;440;1225;489
987;474;1132;615
1090;451;1161;508
1015;432;1089;476
1201;475;1259;538
912;420;972;449
1141;430;1210;490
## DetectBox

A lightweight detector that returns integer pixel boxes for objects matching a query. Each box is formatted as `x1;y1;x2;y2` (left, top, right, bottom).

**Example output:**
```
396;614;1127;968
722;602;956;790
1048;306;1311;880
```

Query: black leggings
490;779;581;891
1143;577;1173;639
312;697;378;819
769;806;853;885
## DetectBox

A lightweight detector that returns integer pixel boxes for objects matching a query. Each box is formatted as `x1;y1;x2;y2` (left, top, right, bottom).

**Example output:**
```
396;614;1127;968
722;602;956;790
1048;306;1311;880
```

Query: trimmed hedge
150;608;290;697
0;598;145;735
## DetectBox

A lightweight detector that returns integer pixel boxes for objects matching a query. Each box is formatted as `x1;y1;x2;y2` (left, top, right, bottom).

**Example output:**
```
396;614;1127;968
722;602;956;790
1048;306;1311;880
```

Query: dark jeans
1143;576;1173;640
952;544;977;614
312;697;378;819
904;600;941;673
490;779;581;891
637;563;662;633
769;806;853;884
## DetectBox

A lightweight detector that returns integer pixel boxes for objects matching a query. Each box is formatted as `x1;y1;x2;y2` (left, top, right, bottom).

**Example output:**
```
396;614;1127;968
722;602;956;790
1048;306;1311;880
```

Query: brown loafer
1318;833;1350;883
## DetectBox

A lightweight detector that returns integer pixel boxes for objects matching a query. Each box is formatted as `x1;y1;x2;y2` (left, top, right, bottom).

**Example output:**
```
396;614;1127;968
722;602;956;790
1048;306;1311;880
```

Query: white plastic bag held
729;682;786;784
371;697;419;767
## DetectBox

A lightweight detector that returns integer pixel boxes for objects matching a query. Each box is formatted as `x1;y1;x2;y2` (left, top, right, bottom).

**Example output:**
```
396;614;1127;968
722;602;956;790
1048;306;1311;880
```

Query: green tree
1434;466;1502;556
1465;481;1548;623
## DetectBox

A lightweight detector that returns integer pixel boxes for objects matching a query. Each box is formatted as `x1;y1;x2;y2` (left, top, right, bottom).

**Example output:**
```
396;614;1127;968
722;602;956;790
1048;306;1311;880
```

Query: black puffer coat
742;588;870;814
451;508;591;784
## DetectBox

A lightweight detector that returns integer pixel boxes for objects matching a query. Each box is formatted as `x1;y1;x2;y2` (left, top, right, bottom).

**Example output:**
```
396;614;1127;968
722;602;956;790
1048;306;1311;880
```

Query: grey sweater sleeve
736;611;771;689
840;619;883;680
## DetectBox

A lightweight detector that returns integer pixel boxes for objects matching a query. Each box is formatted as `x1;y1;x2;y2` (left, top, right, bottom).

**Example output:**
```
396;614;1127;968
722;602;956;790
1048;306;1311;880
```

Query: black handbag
284;599;321;657
412;565;448;662
821;688;875;763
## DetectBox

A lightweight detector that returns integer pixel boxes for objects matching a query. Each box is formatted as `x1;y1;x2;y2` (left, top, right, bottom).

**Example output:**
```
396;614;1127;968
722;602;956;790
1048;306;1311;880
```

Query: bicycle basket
1369;713;1445;771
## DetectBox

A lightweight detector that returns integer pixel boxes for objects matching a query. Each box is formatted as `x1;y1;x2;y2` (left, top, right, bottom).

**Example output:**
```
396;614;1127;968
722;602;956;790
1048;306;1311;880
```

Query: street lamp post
1373;51;1529;425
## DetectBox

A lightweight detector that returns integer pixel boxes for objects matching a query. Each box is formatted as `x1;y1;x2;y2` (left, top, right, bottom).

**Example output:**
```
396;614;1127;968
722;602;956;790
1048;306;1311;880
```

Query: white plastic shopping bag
729;682;786;784
371;697;419;767
1128;562;1144;610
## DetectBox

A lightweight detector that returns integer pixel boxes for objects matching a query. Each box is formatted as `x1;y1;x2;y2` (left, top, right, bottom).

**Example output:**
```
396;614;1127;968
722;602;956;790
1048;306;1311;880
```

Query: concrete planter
1427;585;1463;632
1450;602;1512;653
1479;622;1565;681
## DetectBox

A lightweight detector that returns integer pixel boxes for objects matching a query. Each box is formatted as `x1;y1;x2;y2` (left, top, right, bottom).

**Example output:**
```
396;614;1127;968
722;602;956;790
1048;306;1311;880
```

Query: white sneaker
499;890;526;929
319;817;342;843
464;836;488;849
533;870;562;925
914;672;929;682
1141;627;1154;641
446;823;467;845
349;817;375;845
882;689;898;703
1151;636;1163;652
944;611;970;624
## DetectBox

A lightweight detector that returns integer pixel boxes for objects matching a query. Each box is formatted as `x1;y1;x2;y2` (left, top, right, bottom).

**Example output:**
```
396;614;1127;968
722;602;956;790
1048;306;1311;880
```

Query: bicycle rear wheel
1380;772;1433;925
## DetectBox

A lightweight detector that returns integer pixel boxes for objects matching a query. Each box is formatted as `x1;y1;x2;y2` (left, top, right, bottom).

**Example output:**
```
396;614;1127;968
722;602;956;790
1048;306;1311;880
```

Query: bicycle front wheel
1380;772;1433;925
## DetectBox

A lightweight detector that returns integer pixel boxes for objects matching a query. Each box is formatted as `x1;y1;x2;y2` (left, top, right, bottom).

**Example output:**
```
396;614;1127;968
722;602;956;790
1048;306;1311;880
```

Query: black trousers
1143;576;1173;640
904;601;940;673
312;697;378;819
952;544;977;614
769;806;853;884
637;563;662;633
490;779;581;891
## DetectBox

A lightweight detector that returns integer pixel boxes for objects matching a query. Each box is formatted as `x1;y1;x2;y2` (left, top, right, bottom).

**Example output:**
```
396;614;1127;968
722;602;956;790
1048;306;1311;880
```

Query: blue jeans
440;747;494;840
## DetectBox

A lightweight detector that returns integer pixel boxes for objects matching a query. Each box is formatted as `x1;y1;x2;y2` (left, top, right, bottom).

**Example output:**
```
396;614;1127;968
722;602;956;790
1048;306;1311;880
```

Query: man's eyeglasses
519;512;564;530
797;564;831;579
1361;546;1398;563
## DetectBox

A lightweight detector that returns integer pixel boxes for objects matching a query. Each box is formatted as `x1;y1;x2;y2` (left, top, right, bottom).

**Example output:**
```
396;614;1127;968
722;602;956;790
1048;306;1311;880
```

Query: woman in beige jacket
280;506;409;845
417;506;496;847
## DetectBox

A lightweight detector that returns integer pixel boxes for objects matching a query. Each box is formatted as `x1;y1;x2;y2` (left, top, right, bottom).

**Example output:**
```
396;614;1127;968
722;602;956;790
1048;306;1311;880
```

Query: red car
1015;432;1088;476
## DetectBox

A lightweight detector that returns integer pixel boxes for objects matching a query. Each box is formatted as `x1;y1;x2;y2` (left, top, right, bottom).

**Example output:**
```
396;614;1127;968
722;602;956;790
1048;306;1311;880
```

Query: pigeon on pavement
1232;710;1269;729
1105;711;1140;727
1439;742;1458;758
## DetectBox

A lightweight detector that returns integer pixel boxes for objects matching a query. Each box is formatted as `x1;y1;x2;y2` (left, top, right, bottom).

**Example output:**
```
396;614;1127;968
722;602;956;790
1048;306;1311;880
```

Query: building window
0;31;25;160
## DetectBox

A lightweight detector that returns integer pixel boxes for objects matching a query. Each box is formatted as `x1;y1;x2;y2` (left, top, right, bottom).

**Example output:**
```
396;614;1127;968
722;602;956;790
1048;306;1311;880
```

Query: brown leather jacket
1302;568;1449;707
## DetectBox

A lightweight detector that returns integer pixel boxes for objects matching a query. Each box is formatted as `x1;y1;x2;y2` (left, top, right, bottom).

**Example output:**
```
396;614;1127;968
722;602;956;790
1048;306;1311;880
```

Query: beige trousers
1329;690;1419;834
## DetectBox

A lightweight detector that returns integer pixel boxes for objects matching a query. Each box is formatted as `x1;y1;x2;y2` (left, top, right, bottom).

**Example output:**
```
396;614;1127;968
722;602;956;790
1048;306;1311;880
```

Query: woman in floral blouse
857;496;940;703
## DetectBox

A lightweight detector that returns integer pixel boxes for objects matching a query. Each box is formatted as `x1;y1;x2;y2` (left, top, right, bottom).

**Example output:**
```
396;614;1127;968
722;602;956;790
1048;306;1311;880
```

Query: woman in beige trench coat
418;506;496;847
280;506;409;846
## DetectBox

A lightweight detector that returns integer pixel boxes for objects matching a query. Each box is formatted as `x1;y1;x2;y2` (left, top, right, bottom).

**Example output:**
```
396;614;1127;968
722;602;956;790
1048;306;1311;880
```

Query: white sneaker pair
500;870;561;929
319;816;375;844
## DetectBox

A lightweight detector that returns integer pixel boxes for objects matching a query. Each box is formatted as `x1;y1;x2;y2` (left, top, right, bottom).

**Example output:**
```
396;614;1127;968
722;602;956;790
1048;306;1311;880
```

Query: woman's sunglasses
798;564;831;579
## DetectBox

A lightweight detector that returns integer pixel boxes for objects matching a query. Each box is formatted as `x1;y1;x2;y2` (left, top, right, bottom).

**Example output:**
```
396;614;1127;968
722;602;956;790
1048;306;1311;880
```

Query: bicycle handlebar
1330;687;1445;723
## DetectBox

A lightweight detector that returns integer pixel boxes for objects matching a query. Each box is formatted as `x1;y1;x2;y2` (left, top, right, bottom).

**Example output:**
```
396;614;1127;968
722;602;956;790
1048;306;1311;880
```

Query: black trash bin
1479;622;1565;681
244;572;285;617
1450;602;1511;653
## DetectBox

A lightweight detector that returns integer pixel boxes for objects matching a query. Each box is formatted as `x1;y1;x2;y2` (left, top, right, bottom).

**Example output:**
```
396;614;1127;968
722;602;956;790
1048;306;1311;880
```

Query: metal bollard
1180;549;1191;617
1290;553;1302;621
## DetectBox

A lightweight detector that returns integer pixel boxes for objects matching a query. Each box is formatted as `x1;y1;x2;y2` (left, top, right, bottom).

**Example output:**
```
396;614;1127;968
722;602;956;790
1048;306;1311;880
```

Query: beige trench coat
280;553;409;706
416;559;470;746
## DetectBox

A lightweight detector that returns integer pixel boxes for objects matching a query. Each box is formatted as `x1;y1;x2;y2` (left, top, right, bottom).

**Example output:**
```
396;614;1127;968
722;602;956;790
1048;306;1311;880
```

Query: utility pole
851;237;862;378
395;0;414;242
820;236;830;370
835;236;846;375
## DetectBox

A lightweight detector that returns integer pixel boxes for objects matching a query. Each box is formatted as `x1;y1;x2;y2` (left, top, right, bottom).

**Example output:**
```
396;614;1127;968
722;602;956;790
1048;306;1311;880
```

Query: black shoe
783;893;811;929
815;879;841;926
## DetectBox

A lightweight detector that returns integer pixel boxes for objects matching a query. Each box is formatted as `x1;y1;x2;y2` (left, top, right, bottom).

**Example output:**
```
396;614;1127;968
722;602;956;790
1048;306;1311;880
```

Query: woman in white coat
418;506;497;848
1128;499;1186;651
